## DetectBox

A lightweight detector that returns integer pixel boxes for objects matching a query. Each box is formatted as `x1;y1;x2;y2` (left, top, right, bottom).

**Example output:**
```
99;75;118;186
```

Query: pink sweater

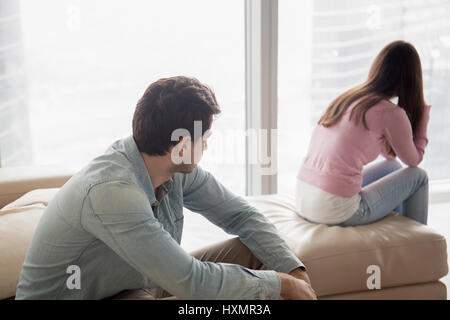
298;99;431;197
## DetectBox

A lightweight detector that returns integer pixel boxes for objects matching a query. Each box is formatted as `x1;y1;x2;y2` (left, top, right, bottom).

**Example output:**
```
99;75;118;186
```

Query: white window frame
245;0;278;196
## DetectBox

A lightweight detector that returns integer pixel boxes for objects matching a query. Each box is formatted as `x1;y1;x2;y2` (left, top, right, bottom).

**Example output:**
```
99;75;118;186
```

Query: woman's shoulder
369;99;407;118
365;99;408;131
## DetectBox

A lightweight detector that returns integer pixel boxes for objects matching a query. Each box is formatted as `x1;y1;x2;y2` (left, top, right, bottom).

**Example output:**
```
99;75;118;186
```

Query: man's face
173;129;212;174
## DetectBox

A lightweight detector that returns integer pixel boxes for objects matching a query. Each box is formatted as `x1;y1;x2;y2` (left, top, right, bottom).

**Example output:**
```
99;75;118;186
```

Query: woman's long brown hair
317;40;426;156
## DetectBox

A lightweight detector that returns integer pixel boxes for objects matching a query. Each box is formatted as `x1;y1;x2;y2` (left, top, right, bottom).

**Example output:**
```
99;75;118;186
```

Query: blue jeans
339;159;429;226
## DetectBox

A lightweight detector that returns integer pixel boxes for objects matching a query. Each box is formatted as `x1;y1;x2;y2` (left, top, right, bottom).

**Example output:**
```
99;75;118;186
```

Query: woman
296;40;431;226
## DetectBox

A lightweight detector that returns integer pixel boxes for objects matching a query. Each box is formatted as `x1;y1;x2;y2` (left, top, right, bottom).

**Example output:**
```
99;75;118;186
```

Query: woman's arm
382;105;431;167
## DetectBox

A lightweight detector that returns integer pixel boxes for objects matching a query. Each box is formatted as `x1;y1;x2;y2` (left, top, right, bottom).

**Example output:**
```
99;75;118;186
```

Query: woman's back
298;98;426;198
296;40;431;227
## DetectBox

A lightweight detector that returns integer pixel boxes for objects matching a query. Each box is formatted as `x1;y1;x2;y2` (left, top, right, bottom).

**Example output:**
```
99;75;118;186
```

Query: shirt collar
117;135;157;204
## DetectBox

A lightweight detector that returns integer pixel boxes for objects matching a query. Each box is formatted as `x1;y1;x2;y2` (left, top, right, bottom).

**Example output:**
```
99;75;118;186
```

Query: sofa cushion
1;188;60;212
0;189;447;299
0;166;71;209
0;195;52;299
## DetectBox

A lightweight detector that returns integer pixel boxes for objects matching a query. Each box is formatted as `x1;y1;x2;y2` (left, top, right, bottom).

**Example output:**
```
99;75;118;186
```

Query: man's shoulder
87;180;149;214
55;154;142;214
76;150;139;191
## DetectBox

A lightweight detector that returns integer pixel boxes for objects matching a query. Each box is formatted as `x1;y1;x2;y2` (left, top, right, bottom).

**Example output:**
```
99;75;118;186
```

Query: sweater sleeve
382;105;431;167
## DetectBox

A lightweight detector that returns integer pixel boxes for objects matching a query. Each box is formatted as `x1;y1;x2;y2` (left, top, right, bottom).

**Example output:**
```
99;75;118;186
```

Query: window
18;0;246;194
4;0;449;197
0;0;31;167
278;0;450;196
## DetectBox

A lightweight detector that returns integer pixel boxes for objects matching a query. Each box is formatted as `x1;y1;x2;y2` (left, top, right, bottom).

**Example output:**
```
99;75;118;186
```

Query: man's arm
81;180;281;299
181;167;307;275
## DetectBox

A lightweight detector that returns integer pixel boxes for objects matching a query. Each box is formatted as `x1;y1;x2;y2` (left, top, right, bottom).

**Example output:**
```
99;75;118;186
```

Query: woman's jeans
338;159;429;226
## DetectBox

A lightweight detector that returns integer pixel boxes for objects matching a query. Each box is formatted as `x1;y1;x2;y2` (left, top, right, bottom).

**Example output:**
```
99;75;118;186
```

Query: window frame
244;0;278;196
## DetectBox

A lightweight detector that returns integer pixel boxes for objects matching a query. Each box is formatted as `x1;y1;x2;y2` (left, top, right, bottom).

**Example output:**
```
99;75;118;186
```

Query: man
16;76;316;300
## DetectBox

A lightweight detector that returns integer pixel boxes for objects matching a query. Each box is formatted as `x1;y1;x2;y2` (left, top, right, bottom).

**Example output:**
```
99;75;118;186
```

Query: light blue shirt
16;136;304;299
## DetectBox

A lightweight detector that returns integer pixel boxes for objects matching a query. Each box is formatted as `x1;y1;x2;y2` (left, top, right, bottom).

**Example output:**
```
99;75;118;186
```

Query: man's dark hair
133;76;221;156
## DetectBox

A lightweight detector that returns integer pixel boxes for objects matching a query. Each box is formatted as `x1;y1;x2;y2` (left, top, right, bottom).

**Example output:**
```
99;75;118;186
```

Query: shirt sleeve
382;105;431;167
81;180;281;300
181;166;305;274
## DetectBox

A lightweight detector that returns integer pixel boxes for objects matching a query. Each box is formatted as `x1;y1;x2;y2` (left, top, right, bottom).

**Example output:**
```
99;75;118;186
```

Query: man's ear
179;136;191;153
170;136;192;165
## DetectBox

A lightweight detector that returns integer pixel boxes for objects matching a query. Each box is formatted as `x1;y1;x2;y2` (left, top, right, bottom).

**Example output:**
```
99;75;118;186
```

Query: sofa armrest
0;166;74;209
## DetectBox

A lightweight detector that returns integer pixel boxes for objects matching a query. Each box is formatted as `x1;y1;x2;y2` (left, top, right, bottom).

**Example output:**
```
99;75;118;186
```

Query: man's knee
189;237;264;270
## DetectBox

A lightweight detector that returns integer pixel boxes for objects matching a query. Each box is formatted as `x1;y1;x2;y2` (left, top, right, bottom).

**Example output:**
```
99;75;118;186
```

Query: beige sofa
0;166;448;299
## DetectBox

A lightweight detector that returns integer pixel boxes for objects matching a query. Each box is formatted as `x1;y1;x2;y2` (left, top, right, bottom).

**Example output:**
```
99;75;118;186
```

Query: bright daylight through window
8;0;246;194
278;0;450;196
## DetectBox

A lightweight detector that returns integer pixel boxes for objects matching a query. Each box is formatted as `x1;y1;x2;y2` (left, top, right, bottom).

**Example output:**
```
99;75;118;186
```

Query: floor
428;201;450;299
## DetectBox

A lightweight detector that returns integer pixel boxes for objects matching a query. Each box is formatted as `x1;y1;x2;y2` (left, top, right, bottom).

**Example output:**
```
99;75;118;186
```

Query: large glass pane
19;0;245;194
0;0;31;167
279;0;450;196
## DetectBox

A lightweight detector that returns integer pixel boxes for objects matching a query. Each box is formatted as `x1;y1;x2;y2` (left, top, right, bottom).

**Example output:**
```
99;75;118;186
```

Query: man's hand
289;267;312;285
277;272;317;300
